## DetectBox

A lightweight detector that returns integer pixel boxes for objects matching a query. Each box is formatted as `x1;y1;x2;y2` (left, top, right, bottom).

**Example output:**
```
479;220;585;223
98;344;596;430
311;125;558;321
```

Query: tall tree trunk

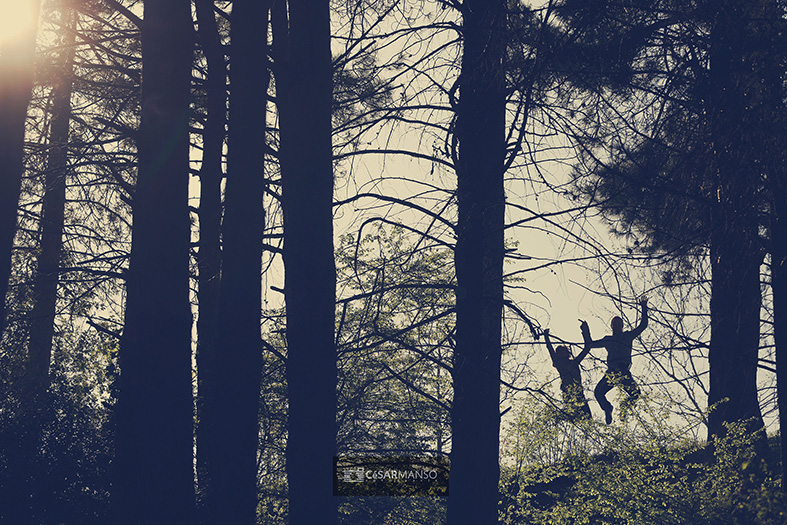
193;0;227;517
112;0;196;522
6;8;77;522
755;0;787;489
707;238;764;438
753;0;787;491
772;178;787;489
705;0;766;440
27;4;76;397
0;0;41;332
274;0;337;523
447;1;507;523
198;0;272;522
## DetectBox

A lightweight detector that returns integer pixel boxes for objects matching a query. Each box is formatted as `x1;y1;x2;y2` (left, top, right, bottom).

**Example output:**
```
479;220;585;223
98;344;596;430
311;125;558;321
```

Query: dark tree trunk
0;6;60;522
27;6;76;396
197;0;272;522
0;1;40;332
772;178;787;489
707;237;764;438
763;0;787;486
6;11;77;522
752;0;787;492
447;1;507;523
704;0;766;440
112;0;196;522
193;0;227;517
274;0;337;523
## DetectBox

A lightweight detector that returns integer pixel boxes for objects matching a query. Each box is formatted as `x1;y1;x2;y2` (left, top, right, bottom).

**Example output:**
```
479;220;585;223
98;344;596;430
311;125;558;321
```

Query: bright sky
0;0;39;47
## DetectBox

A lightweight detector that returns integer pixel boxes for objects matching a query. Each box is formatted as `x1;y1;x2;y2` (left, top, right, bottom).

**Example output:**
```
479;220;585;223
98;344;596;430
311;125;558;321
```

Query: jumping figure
543;323;592;420
583;297;649;424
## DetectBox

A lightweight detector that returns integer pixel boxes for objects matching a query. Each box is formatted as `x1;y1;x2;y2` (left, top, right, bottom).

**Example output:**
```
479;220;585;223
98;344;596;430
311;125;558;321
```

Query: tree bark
193;0;227;518
750;0;787;491
4;10;77;522
112;0;196;521
447;1;507;523
27;5;76;397
704;0;766;440
197;0;272;522
0;0;41;332
274;0;337;523
772;176;787;489
707;238;764;438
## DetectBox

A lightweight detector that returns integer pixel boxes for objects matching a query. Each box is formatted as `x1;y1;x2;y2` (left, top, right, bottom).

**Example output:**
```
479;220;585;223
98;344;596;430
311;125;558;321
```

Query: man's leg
594;373;614;424
579;398;592;420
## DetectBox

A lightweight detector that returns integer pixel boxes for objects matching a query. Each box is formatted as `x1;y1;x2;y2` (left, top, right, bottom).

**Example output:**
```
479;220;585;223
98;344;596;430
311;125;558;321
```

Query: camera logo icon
343;467;365;483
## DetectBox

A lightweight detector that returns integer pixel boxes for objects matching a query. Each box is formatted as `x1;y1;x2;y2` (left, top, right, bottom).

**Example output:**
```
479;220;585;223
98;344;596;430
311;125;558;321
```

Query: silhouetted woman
544;322;592;420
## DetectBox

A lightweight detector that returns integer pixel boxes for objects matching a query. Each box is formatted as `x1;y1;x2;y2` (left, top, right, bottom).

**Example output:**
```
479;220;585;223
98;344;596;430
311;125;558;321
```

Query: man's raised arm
630;297;649;338
575;320;593;363
580;320;607;349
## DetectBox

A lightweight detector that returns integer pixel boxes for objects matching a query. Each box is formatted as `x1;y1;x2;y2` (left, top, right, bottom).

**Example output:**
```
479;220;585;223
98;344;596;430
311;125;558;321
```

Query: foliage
0;323;116;523
254;325;288;525
338;496;446;525
256;226;453;524
336;226;453;456
335;226;452;524
501;398;786;525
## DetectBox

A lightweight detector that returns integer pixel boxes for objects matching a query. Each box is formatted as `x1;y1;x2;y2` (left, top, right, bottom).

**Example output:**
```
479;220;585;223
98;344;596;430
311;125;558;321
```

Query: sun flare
0;0;39;47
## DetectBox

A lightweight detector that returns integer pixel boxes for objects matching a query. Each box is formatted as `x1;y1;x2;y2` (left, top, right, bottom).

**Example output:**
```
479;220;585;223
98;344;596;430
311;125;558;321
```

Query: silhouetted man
584;297;648;424
544;322;592;420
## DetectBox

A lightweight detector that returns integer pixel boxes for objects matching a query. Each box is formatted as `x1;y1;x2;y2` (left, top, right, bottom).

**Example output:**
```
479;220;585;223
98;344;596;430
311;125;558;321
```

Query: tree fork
199;0;273;522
